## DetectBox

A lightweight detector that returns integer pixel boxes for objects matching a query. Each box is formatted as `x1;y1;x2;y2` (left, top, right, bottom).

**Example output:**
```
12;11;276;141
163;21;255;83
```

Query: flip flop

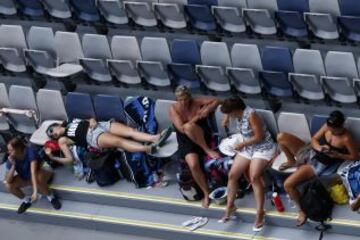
252;211;266;232
279;161;297;171
182;217;203;227
188;217;209;231
154;127;172;147
218;206;237;223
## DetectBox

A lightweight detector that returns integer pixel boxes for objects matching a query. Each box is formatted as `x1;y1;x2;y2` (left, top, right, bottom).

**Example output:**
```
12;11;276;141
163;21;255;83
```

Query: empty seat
278;112;311;142
289;49;325;100
30;89;68;145
310;114;327;136
16;0;44;17
212;0;247;33
185;0;217;31
196;41;231;92
0;83;10;131
338;0;360;42
0;25;27;73
45;31;84;79
80;34;112;82
69;0;100;22
305;0;340;40
154;0;187;29
0;0;17;15
65;92;95;120
226;43;263;94
276;0;309;37
345;117;360;143
124;0;158;27
24;26;57;75
94;94;127;123
152;99;178;158
137;37;172;87
8;85;38;134
108;36;142;85
322;51;358;103
256;109;278;138
169;39;201;88
243;0;278;35
98;0;128;25
41;0;72;19
260;46;294;97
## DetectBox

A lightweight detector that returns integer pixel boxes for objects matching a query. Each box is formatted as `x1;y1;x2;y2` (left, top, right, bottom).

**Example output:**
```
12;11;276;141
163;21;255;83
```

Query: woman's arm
235;113;264;150
311;124;328;152
198;98;222;119
30;160;38;201
46;137;74;164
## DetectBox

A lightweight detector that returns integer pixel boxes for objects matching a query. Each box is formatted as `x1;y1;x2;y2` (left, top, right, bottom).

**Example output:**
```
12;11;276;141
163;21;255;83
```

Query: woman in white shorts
44;118;171;164
219;97;276;231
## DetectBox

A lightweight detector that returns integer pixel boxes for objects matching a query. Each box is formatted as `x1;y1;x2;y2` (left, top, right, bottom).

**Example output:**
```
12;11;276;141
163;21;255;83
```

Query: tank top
64;119;89;147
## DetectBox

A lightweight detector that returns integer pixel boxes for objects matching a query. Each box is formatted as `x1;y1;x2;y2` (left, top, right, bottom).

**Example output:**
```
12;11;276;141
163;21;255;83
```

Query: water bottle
272;192;285;212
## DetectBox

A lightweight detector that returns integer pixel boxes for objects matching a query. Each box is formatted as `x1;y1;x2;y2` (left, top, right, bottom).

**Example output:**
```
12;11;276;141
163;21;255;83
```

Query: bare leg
284;164;316;226
277;133;306;170
36;169;52;196
4;176;31;199
222;154;251;221
98;133;152;153
249;159;269;228
183;122;219;159
109;122;159;143
185;153;210;208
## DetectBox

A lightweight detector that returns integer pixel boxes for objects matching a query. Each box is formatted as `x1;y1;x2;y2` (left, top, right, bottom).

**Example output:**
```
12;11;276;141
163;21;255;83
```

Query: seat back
345;117;360;145
310;115;328;136
277;0;309;12
256;109;278;138
293;49;325;76
0;25;27;51
155;99;176;130
309;0;340;15
111;36;142;62
170;39;201;65
325;51;359;79
0;83;10;108
218;0;247;8
141;37;172;64
82;34;112;60
188;0;218;6
247;0;278;11
231;43;262;72
94;94;127;123
37;89;68;122
8;85;37;114
200;41;231;67
261;46;294;73
338;0;360;16
27;26;56;57
278;112;311;142
54;31;84;64
69;0;100;21
17;0;44;16
0;0;17;15
65;92;95;120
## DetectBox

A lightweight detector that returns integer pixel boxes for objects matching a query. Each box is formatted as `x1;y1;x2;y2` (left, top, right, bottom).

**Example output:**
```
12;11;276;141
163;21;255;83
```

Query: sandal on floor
252;210;266;232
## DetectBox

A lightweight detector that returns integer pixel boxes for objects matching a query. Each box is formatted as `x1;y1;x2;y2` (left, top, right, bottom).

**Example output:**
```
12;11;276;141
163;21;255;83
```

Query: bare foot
296;211;307;227
206;149;221;159
254;210;265;229
202;195;210;208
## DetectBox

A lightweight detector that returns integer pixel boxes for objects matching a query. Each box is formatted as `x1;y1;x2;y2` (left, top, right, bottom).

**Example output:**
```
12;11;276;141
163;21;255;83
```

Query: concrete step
0;191;357;240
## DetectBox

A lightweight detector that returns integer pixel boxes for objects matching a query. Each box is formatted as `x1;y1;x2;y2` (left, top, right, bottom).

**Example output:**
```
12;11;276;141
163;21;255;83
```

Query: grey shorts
86;121;112;149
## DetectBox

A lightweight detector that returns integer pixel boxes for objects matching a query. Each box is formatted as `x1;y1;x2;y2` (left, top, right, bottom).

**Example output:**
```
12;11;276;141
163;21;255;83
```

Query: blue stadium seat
16;0;44;17
69;0;100;22
0;0;17;15
94;94;127;123
65;92;95;120
169;39;201;88
185;1;217;31
260;46;294;97
310;115;327;136
338;0;360;41
276;0;309;37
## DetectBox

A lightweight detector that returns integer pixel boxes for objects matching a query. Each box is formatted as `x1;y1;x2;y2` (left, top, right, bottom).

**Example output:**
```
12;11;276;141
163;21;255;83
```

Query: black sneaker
50;197;62;210
17;201;31;214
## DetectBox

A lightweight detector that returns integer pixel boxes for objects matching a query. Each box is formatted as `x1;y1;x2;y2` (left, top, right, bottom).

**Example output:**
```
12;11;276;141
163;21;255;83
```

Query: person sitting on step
44;118;172;165
3;137;61;214
278;110;358;226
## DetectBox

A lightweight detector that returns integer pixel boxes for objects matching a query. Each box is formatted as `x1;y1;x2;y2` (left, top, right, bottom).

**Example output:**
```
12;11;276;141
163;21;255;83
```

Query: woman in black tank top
43;118;172;165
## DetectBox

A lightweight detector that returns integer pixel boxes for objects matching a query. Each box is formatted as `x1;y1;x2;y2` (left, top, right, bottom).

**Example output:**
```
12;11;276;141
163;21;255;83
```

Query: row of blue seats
1;0;360;42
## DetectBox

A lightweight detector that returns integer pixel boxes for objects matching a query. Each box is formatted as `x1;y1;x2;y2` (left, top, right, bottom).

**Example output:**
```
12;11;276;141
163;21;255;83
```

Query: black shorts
175;119;212;160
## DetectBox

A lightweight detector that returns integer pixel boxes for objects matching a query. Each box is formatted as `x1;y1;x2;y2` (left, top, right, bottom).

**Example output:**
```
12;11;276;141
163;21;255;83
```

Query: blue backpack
339;160;360;200
120;96;159;188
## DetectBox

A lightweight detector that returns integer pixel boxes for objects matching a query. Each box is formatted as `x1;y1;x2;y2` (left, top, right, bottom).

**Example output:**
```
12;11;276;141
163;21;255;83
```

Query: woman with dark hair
4;137;61;214
219;97;276;231
45;118;171;164
278;110;358;226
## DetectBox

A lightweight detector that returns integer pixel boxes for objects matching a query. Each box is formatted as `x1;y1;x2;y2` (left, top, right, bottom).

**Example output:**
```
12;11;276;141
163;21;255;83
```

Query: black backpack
300;178;334;240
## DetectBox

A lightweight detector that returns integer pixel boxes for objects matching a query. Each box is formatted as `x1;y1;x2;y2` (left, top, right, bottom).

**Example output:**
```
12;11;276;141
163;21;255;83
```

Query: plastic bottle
272;192;285;212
